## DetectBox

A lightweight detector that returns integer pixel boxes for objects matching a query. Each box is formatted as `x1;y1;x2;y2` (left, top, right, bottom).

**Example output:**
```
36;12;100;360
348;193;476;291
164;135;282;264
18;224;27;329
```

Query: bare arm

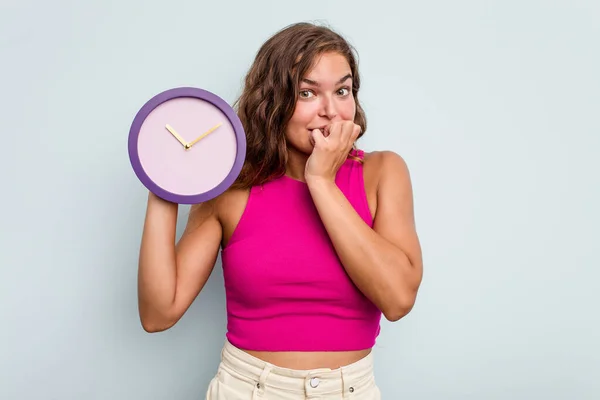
307;151;423;321
137;192;222;332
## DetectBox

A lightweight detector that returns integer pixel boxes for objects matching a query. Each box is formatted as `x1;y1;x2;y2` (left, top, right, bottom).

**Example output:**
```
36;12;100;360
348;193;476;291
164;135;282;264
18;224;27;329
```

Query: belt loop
340;367;347;399
252;363;273;398
341;366;354;398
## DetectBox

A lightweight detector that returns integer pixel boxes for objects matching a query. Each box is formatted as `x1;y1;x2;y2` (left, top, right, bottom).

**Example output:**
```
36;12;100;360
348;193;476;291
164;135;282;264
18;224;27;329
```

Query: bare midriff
242;348;372;370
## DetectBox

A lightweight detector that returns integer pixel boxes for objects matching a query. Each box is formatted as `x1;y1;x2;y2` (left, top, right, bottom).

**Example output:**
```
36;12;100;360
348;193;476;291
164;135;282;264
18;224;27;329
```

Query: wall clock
128;87;246;204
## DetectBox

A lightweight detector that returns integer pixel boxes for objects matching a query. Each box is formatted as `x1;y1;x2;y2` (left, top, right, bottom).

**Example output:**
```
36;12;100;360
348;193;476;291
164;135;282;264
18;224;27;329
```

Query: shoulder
362;150;411;192
213;187;251;223
187;187;248;222
363;149;409;169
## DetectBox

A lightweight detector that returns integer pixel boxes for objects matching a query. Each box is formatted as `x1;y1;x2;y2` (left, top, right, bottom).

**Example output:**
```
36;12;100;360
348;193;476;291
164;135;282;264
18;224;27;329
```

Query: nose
318;95;338;120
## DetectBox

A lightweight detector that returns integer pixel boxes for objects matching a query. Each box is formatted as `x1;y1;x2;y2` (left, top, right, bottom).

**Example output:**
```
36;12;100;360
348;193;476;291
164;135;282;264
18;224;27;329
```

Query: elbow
139;310;175;333
141;320;172;333
382;294;417;322
383;265;423;322
383;304;413;322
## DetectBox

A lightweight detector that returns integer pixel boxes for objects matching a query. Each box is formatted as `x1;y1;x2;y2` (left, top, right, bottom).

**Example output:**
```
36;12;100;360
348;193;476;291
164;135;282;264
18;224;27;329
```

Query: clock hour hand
165;124;188;147
188;123;223;148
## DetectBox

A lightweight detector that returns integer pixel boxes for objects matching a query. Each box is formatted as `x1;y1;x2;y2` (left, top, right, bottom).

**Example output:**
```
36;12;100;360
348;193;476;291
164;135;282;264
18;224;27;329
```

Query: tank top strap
350;147;365;159
336;148;373;227
339;147;366;181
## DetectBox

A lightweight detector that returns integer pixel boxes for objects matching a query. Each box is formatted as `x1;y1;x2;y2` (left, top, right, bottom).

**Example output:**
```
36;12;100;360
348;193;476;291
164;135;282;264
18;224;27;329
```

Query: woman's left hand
305;120;361;184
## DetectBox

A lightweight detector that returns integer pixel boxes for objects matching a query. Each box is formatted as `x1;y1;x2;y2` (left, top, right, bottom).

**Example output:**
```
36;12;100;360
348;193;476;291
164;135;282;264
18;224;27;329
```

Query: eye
337;87;351;96
299;89;314;98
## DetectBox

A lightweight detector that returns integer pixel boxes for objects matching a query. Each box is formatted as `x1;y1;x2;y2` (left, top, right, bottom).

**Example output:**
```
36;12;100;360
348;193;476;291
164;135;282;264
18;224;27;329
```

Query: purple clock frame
128;87;247;204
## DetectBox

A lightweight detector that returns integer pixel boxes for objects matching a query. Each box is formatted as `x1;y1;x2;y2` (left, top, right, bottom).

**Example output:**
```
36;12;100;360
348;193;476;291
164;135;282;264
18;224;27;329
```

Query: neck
285;147;309;182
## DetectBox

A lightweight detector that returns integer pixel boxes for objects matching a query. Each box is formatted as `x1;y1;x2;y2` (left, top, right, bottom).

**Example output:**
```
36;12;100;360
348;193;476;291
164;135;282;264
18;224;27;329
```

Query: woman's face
285;52;356;155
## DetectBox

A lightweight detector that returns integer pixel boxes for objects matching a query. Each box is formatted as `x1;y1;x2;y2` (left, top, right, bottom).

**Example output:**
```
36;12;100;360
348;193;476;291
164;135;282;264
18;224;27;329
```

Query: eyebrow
301;73;352;87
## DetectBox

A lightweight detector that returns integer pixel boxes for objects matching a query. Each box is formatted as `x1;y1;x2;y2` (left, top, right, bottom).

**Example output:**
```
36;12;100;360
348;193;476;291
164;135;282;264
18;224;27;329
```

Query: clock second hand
187;123;223;149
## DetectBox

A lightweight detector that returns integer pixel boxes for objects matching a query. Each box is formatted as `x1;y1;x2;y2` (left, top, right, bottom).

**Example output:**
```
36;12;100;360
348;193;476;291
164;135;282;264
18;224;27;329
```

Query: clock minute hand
165;124;188;147
188;123;223;148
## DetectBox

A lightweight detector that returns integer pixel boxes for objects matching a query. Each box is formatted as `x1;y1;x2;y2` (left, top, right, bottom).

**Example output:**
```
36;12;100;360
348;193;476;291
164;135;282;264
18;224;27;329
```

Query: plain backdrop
1;1;599;399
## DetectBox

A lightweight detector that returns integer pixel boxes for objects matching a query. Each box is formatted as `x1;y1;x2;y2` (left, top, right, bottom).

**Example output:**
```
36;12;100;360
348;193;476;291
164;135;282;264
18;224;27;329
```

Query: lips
308;125;330;136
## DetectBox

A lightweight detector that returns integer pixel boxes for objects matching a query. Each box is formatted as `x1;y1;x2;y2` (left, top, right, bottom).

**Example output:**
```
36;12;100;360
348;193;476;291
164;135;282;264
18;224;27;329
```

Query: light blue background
1;1;599;399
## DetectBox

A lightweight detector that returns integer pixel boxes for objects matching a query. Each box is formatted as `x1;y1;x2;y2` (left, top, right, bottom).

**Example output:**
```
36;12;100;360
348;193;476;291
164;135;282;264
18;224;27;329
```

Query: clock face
128;87;246;204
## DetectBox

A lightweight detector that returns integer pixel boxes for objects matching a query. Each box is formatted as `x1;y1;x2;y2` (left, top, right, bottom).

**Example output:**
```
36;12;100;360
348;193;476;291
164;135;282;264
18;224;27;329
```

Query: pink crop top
220;149;382;351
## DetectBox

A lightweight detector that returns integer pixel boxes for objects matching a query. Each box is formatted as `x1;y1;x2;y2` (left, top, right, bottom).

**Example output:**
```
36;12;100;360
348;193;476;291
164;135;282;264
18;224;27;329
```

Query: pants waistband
219;339;375;396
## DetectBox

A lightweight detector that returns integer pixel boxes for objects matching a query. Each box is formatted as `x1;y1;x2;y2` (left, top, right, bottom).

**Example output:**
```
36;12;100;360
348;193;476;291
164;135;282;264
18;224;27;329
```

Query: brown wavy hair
230;22;367;190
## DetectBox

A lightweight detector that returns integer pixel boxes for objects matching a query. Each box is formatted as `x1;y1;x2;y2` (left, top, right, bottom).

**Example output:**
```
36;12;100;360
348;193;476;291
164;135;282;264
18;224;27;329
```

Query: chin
287;142;313;157
284;131;312;155
300;145;315;156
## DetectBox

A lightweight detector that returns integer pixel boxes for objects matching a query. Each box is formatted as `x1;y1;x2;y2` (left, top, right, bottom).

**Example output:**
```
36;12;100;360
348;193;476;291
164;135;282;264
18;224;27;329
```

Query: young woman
137;22;423;399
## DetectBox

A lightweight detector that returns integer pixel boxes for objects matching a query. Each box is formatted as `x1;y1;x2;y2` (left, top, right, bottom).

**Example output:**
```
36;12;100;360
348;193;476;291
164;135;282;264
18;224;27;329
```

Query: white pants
205;340;381;399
